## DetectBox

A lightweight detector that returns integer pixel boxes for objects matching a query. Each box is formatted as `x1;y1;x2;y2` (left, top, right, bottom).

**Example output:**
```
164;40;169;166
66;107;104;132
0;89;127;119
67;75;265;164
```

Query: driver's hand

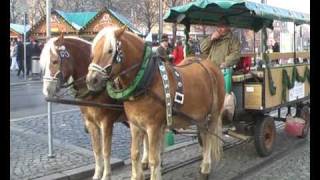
211;31;221;40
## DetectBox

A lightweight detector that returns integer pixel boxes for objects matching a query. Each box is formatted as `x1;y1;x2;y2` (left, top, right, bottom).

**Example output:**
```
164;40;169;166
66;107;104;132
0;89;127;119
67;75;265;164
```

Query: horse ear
55;32;64;46
115;26;127;39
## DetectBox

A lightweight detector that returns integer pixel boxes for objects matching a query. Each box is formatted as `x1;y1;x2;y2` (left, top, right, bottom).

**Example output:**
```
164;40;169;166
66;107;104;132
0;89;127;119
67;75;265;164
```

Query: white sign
288;81;305;101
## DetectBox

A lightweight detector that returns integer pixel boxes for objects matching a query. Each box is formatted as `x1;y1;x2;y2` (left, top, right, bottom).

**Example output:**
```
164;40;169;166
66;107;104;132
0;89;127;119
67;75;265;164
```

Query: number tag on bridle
57;46;70;59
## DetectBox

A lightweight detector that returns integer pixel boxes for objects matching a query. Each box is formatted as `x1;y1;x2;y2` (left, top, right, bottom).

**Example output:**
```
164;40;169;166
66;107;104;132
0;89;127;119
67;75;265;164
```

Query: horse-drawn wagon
164;0;310;157
40;1;309;179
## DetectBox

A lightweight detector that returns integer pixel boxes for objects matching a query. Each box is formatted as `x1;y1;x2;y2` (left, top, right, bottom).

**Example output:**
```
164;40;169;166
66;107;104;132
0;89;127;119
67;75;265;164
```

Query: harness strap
171;66;184;110
147;90;226;144
88;63;110;80
158;60;173;127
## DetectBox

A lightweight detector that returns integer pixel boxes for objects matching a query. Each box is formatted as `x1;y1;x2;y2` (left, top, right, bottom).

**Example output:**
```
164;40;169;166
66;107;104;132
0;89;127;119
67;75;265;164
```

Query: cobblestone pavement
10;127;94;180
10;109;193;179
245;135;310;180
106;126;309;180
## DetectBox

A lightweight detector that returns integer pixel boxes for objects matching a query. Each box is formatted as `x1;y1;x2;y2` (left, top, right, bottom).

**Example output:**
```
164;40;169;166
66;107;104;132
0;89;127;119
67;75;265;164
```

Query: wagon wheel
254;117;276;157
297;106;310;138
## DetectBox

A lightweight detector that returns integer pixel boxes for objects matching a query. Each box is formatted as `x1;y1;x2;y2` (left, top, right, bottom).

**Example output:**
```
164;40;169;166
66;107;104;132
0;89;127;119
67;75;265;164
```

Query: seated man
200;18;240;123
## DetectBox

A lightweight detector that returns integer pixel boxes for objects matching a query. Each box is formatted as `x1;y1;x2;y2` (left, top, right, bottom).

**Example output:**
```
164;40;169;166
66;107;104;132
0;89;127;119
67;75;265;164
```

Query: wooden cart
164;0;310;156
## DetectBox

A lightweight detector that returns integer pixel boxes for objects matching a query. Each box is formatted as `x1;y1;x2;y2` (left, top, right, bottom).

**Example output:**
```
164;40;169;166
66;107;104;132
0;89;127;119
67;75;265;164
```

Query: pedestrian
200;17;241;68
171;40;184;65
155;34;173;62
10;40;19;71
26;39;33;77
16;36;24;77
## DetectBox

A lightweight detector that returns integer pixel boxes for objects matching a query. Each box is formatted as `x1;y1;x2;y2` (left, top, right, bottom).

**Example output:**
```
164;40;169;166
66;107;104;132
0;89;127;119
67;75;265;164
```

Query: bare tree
133;0;159;34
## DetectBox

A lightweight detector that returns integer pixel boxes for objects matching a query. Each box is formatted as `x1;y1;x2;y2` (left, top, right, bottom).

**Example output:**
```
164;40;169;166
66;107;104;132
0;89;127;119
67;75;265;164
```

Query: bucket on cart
222;68;232;94
285;116;305;137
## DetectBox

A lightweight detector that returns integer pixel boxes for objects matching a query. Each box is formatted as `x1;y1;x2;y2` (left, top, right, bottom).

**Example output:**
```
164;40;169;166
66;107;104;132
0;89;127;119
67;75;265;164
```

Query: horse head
40;33;82;97
86;26;145;92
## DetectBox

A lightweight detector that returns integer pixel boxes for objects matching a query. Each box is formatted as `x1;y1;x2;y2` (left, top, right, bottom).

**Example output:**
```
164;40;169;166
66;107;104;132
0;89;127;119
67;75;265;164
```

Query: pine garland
281;65;310;103
184;23;190;56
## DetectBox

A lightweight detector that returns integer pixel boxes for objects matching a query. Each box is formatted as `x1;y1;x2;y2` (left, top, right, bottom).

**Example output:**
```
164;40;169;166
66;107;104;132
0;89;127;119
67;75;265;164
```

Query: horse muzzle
86;70;107;92
42;77;60;97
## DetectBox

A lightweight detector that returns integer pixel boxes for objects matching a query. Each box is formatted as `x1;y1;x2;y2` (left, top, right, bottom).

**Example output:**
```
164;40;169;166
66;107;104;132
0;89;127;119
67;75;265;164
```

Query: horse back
167;58;225;121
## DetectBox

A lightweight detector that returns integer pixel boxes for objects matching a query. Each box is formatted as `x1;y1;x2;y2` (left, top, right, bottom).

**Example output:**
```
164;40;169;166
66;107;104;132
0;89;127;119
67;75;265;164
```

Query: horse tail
206;62;225;165
209;99;223;165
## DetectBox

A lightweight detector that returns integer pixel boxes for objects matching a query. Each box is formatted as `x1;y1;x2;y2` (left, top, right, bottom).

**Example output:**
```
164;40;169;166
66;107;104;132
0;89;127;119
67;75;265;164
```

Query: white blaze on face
91;27;117;63
39;37;59;97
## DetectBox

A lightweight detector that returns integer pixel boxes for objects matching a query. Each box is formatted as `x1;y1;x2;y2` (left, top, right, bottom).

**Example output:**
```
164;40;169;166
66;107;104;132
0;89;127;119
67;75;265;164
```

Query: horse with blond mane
86;26;225;180
40;34;149;180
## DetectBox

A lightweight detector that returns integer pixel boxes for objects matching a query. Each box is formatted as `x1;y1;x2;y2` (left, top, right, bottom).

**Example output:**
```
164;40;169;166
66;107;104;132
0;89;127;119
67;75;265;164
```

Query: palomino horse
86;26;225;180
40;35;149;180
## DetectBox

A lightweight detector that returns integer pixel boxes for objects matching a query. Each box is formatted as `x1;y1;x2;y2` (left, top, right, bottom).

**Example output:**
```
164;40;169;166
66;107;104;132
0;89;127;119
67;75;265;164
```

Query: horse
86;26;225;180
40;34;149;180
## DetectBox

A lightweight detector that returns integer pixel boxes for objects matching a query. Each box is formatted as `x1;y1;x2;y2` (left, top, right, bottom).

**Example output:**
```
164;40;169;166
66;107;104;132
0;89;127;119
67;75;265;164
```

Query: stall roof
55;10;98;30
164;0;310;31
10;23;31;34
78;7;142;35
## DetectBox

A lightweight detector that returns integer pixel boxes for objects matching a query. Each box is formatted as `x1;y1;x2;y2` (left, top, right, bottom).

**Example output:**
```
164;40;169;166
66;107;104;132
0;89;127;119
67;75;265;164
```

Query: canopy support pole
253;31;256;66
293;23;297;64
183;23;190;57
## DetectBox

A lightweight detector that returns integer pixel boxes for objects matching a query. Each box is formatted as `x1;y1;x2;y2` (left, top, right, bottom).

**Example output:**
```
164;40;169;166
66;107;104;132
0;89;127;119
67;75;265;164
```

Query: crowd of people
10;37;42;78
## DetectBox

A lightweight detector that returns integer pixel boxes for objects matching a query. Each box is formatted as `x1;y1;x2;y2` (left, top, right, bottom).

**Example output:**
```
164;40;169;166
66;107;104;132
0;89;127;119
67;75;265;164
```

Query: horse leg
141;134;149;170
101;120;113;180
130;123;144;180
147;126;164;180
199;131;211;180
85;120;103;180
201;113;223;180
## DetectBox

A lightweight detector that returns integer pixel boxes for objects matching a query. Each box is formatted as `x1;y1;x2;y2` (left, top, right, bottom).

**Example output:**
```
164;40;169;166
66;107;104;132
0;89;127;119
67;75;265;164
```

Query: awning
164;0;310;31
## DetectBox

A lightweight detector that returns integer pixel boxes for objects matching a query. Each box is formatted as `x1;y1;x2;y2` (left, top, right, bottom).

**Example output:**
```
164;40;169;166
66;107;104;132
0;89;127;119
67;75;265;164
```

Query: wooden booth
28;8;142;41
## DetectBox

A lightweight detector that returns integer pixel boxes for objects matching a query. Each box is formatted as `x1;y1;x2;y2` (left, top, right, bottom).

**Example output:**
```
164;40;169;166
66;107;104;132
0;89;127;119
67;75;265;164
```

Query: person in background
10;40;19;71
171;40;184;65
155;34;173;62
272;41;280;64
26;39;33;77
16;36;24;77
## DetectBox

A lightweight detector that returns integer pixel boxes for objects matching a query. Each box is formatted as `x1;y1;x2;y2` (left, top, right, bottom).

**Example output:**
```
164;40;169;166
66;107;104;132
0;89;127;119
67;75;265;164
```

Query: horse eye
108;49;113;54
52;60;58;65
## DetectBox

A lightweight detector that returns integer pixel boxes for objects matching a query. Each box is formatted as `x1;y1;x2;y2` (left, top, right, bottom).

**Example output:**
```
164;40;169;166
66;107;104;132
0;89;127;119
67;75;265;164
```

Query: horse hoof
199;173;209;180
142;162;149;170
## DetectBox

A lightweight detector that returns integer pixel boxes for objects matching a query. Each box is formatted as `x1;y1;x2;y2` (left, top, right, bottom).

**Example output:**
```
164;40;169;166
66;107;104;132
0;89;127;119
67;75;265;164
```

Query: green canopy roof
10;23;31;34
164;0;310;31
55;10;98;30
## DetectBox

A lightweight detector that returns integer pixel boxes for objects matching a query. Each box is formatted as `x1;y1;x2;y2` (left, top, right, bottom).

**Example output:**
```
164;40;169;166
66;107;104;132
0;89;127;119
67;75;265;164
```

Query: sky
248;0;310;14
